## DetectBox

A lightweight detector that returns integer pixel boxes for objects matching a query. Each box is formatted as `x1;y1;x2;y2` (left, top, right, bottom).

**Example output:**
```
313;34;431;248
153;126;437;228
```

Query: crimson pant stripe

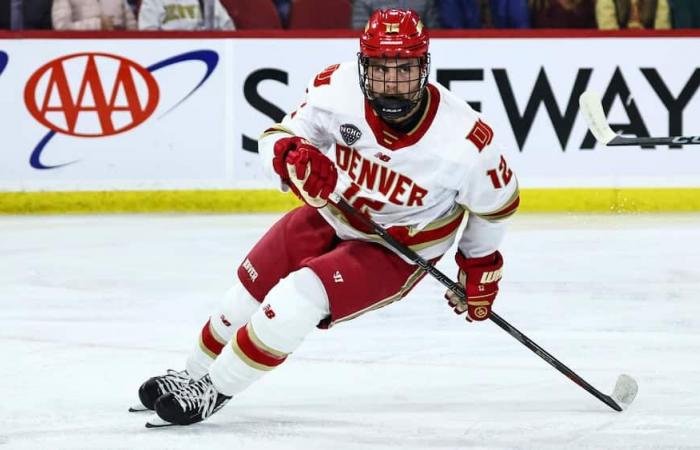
235;325;287;368
200;319;225;355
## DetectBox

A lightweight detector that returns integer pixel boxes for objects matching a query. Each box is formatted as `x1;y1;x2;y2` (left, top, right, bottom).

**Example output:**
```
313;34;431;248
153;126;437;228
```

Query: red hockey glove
272;136;337;208
445;250;503;322
271;136;303;180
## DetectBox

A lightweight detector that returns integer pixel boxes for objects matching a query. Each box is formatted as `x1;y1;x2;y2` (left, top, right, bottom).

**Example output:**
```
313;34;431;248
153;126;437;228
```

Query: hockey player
135;8;519;427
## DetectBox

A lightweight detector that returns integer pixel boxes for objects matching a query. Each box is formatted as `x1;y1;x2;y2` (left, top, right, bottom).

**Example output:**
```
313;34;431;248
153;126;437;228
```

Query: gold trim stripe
245;323;287;358
3;188;700;214
198;337;217;359
475;187;520;218
231;338;275;372
382;130;399;140
482;208;517;221
420;205;465;231
467;299;492;304
406;88;432;136
198;321;228;359
258;124;295;140
325;203;462;253
209;322;227;346
404;232;458;252
331;265;426;326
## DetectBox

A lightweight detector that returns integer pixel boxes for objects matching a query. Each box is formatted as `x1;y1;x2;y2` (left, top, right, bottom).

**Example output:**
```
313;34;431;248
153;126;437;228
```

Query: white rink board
0;36;699;191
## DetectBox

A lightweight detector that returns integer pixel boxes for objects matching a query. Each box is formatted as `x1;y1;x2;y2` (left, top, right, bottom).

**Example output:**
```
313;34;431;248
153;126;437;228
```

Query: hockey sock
208;267;330;396
185;281;260;379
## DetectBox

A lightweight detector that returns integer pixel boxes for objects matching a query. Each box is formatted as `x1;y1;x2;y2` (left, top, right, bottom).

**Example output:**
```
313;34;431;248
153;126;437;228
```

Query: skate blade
128;403;150;412
145;414;176;428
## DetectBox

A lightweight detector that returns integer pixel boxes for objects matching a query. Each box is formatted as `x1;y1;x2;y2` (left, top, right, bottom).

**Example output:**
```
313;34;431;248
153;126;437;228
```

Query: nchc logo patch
340;123;362;146
23;50;219;169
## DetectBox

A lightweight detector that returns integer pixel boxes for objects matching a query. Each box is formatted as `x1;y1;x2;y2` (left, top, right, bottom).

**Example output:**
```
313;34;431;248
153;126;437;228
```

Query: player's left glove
272;136;337;208
445;250;503;322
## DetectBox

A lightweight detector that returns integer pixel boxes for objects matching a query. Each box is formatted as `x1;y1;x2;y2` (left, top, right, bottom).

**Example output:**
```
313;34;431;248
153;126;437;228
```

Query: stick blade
579;91;617;145
611;374;638;410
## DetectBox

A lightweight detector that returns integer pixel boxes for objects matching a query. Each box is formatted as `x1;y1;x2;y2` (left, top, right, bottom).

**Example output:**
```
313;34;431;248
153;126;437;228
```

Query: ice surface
1;213;700;449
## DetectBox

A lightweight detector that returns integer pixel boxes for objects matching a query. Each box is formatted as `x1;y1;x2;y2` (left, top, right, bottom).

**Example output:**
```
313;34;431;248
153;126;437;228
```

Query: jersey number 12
487;155;512;189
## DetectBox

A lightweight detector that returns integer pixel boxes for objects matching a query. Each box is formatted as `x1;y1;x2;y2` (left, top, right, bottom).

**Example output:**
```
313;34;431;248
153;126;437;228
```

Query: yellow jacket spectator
596;0;670;29
138;0;234;30
52;0;137;30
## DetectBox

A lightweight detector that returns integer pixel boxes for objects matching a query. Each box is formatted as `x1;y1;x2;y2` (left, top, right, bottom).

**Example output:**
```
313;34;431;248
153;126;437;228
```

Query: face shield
358;54;430;121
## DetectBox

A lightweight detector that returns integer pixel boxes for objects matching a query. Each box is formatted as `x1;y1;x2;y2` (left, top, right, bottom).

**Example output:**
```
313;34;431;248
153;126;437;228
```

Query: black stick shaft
609;135;700;146
331;196;622;412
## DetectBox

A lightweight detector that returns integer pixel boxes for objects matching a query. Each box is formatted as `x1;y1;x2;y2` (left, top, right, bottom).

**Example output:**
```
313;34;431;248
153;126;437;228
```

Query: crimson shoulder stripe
480;195;520;220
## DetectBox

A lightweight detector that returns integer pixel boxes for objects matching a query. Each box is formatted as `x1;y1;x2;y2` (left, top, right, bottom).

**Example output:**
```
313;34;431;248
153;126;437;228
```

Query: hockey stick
329;193;638;412
579;90;700;146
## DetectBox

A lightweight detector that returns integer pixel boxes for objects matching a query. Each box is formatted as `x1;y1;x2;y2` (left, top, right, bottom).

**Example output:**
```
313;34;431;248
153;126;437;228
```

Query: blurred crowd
1;0;698;31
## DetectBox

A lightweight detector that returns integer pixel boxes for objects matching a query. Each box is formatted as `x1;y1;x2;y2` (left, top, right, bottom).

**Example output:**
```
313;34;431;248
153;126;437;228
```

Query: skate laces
155;369;191;394
174;375;219;419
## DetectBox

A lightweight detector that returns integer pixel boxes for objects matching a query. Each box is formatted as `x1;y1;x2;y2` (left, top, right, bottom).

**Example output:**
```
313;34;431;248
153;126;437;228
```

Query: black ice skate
129;369;192;412
146;374;231;427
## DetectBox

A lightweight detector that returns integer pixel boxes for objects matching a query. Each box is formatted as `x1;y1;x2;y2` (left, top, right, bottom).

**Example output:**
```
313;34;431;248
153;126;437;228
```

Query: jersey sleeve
455;140;519;258
257;67;339;187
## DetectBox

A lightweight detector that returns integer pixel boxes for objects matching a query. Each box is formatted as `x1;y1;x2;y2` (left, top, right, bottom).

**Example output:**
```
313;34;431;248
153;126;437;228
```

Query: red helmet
357;9;431;121
359;9;429;58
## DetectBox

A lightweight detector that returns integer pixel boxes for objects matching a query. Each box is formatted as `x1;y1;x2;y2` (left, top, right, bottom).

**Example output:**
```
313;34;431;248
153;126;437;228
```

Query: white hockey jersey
258;62;519;262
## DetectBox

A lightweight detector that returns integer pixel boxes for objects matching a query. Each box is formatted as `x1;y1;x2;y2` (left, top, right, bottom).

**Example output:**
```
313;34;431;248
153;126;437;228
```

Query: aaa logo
24;53;159;137
23;50;218;169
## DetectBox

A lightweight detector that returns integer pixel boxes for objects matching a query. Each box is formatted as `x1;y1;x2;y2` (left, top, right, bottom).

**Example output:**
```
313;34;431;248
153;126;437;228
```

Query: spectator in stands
489;0;530;26
530;0;596;28
596;0;670;29
125;0;139;16
669;0;700;28
24;0;54;28
138;0;235;30
274;0;291;28
1;0;11;29
52;0;137;29
353;0;440;29
2;0;53;29
438;0;530;28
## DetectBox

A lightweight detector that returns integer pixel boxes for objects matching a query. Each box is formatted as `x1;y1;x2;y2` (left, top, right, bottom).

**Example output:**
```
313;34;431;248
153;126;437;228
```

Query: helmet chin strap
370;96;416;121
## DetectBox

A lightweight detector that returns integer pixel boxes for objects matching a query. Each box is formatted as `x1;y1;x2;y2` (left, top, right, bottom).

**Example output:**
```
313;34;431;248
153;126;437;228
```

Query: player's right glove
445;250;503;322
272;136;337;208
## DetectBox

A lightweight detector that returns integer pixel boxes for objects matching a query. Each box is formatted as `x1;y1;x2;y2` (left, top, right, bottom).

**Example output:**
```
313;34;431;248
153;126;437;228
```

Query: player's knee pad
248;267;330;354
210;281;260;339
